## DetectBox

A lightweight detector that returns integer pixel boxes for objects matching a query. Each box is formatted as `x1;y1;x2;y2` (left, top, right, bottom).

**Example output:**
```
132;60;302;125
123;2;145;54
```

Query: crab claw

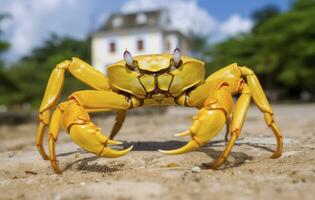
62;102;133;158
159;108;227;155
98;145;133;158
159;140;199;154
174;130;191;137
69;122;133;158
107;139;123;145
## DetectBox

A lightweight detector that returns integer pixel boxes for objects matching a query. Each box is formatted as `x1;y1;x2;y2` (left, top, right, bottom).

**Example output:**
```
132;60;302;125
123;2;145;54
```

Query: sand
0;104;315;200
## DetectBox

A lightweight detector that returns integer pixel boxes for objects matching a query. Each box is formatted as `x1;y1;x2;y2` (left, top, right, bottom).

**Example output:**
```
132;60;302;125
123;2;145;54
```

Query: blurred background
1;2;315;199
0;0;314;123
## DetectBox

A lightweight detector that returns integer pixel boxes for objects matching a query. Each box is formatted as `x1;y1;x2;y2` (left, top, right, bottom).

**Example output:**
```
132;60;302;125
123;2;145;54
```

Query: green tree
292;0;315;10
207;1;315;98
0;13;18;105
188;32;209;56
0;13;10;66
252;5;280;32
6;34;91;107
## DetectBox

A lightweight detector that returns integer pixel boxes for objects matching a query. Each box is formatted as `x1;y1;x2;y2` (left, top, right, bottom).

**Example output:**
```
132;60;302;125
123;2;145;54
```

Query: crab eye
173;48;181;66
123;50;134;67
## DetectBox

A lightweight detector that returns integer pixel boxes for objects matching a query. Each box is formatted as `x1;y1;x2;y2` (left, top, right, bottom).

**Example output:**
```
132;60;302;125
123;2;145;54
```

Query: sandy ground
0;104;315;200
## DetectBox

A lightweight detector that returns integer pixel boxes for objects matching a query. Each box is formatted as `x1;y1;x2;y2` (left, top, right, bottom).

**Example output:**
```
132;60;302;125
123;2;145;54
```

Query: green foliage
2;34;91;107
0;13;10;58
188;33;209;54
0;13;15;105
292;0;315;10
207;1;315;97
252;4;280;32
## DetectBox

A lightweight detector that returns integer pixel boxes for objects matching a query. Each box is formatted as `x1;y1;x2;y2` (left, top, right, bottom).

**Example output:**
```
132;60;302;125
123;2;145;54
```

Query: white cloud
0;0;254;61
121;0;217;36
219;14;253;37
0;0;91;61
121;0;253;43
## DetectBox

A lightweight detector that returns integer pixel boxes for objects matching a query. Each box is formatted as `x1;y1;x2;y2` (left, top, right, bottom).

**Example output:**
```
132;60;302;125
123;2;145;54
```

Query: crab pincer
159;107;227;156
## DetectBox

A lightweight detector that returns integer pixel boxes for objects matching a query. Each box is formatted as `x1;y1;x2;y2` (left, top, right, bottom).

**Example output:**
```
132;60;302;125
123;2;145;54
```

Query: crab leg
206;83;251;169
36;58;111;160
240;66;283;158
48;106;63;173
224;115;231;142
36;116;50;160
109;110;127;139
159;84;233;155
47;90;133;174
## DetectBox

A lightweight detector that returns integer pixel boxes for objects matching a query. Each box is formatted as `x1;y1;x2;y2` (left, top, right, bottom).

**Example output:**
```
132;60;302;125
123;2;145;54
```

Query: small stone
25;170;38;175
191;166;201;173
194;177;201;182
67;180;75;184
166;163;179;168
25;179;34;184
248;169;255;174
80;182;86;186
55;194;61;200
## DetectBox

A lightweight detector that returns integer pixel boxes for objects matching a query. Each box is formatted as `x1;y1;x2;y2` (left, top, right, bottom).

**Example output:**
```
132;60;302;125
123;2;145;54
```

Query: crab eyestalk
173;48;182;67
123;50;134;68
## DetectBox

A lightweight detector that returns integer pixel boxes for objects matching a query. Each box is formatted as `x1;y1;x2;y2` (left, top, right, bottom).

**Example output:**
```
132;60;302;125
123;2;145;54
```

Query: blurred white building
91;10;191;73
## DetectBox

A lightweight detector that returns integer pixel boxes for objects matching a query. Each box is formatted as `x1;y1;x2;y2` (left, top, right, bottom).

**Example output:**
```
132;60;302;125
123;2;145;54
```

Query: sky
0;0;292;62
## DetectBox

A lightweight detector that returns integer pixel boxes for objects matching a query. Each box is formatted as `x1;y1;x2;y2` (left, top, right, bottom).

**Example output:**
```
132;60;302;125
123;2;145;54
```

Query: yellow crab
36;49;283;174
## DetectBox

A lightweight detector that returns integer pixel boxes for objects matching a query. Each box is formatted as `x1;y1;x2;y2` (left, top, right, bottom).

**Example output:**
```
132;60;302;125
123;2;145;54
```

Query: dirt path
1;104;315;200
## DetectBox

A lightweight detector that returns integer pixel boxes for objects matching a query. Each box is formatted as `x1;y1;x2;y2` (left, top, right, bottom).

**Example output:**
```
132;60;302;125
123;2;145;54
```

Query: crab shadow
60;138;274;172
198;148;253;169
122;140;254;169
63;156;121;173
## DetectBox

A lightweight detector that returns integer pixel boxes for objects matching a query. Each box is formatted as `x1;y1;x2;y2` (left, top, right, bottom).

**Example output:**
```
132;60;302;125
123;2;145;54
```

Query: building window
109;42;116;53
137;39;144;51
112;17;123;27
136;13;147;24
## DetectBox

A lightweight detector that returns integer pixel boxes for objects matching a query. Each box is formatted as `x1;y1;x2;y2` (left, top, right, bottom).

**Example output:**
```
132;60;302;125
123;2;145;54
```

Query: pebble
166;163;179;168
80;182;86;186
25;179;34;184
55;194;61;200
191;166;201;173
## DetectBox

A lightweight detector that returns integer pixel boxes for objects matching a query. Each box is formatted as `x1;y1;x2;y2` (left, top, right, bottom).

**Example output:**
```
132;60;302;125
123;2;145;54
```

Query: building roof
93;9;191;43
97;9;171;32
